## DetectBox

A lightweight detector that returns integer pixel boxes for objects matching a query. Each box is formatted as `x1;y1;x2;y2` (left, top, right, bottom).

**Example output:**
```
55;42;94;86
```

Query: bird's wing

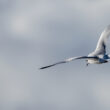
95;25;110;55
39;56;98;69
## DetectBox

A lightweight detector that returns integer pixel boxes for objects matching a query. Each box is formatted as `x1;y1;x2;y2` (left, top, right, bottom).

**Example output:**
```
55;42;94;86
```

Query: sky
1;0;110;110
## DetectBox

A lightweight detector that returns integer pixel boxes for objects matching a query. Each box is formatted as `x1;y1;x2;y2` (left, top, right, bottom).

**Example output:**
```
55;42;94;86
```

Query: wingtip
39;67;45;70
39;66;51;70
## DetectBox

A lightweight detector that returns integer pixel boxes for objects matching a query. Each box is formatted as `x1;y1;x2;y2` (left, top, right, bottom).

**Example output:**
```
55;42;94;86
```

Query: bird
40;25;110;69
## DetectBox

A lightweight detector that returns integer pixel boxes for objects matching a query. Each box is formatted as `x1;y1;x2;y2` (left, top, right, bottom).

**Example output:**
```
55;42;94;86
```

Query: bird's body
87;55;108;65
40;25;110;69
87;53;108;65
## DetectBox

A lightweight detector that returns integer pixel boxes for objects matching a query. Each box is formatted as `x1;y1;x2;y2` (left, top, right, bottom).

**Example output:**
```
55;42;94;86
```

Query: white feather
95;25;110;55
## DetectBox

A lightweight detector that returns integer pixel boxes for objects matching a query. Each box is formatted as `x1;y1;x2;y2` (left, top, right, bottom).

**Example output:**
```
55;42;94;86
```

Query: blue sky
1;0;110;110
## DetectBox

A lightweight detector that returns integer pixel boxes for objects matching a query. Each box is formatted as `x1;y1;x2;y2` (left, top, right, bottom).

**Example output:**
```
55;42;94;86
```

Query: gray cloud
0;0;110;110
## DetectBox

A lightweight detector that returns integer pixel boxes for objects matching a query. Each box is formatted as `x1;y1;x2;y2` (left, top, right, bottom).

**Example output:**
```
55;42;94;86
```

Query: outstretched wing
39;56;98;69
95;25;110;55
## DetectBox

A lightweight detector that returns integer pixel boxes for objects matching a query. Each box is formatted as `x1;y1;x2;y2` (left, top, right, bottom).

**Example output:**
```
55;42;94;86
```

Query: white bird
40;25;110;69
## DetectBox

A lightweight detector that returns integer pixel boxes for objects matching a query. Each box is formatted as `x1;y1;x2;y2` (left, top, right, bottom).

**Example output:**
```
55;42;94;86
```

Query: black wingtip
39;65;54;70
39;67;48;69
39;61;66;70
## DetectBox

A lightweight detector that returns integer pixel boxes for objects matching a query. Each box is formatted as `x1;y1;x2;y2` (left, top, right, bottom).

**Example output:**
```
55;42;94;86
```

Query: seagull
40;25;110;69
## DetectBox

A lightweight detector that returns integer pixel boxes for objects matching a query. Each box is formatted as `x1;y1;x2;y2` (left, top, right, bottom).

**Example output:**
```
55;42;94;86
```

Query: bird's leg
85;60;89;66
86;63;89;66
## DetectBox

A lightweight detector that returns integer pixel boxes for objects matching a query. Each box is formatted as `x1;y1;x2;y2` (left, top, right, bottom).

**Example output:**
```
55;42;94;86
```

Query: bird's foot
86;63;89;66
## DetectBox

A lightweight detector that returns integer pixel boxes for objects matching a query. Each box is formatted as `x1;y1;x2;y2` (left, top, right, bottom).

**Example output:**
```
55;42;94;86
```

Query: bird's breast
87;59;100;64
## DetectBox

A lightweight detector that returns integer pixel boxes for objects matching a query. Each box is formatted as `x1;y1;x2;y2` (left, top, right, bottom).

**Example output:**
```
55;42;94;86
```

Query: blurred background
1;0;110;110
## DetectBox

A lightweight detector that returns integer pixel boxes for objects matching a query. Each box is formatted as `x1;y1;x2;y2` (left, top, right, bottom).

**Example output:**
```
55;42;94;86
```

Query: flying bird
40;25;110;69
